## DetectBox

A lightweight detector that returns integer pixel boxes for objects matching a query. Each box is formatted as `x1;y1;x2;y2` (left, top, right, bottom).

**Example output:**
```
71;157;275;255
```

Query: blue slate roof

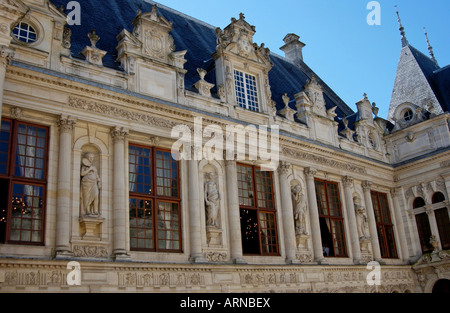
408;45;450;113
433;65;450;112
49;0;354;118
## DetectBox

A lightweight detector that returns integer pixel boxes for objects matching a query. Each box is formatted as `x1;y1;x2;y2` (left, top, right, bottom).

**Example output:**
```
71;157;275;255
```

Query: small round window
403;109;413;122
12;22;37;44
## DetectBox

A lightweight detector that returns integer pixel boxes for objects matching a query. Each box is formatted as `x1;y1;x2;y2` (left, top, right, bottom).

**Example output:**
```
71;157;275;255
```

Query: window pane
155;150;178;198
435;208;450;250
237;164;254;207
156;201;180;251
129;145;152;195
315;180;328;216
316;179;347;257
372;191;397;258
14;123;47;180
326;183;341;217
0;120;11;175
255;169;273;209
129;197;153;250
259;212;278;254
10;183;44;243
234;70;259;111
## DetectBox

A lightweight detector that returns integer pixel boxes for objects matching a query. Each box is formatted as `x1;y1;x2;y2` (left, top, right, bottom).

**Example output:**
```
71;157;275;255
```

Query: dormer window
12;22;37;44
403;109;413;122
234;70;259;112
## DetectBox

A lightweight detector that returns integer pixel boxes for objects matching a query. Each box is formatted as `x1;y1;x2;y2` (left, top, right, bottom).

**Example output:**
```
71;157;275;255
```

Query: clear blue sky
152;0;450;119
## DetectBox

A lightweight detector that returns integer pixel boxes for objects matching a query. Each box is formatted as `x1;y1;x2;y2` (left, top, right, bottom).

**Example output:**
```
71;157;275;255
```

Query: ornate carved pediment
295;75;328;120
304;75;326;115
215;13;271;66
130;5;175;63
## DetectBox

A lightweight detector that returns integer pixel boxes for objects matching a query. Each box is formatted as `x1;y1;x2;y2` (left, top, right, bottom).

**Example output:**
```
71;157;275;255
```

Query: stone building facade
0;0;448;293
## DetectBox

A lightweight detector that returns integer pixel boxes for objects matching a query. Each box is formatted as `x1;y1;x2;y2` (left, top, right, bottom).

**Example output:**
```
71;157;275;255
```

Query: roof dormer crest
130;5;175;63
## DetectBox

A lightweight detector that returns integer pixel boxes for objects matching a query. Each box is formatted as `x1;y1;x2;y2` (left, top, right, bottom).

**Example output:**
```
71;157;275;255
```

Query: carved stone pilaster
278;161;291;175
342;176;354;187
0;45;14;68
304;167;317;179
390;187;402;198
362;180;372;192
58;115;77;133
111;127;129;143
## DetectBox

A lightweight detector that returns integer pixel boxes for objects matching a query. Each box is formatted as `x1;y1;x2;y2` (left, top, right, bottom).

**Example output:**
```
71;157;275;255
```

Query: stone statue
80;152;101;216
291;184;308;235
204;172;220;228
354;196;369;240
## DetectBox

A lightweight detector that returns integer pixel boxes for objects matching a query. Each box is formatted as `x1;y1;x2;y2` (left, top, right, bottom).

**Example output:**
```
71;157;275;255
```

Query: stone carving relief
73;245;108;258
80;152;102;216
204;172;220;228
354;195;370;241
283;147;367;174
118;271;205;288
214;13;271;66
291;184;308;236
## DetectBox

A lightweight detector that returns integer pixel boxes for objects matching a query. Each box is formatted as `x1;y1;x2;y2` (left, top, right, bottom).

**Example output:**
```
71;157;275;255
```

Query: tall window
0;119;48;245
237;164;278;255
371;191;398;258
432;192;450;250
128;145;181;252
315;179;347;257
234;70;259;112
413;197;433;253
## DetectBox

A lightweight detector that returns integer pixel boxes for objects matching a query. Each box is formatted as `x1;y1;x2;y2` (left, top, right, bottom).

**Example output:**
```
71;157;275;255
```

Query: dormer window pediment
130;5;175;63
214;13;274;115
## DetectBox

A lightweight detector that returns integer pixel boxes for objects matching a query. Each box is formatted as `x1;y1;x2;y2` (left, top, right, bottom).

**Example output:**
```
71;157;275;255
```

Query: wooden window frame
237;163;279;256
371;191;398;259
0;118;49;246
128;144;182;253
314;179;348;257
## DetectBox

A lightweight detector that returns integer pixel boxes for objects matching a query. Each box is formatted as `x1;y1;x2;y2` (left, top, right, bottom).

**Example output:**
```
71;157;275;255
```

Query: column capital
58;115;77;133
390;187;402;197
224;158;236;166
278;161;291;175
304;167;317;179
425;205;434;216
342;176;354;188
0;45;14;68
111;126;129;143
362;180;372;192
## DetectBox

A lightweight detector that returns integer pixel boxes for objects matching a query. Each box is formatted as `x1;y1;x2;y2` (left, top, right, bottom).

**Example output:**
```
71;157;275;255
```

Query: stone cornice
283;147;367;175
2;62;422;177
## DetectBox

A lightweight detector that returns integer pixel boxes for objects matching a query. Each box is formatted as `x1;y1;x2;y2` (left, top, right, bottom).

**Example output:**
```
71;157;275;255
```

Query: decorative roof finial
88;29;100;48
395;6;408;47
424;27;438;66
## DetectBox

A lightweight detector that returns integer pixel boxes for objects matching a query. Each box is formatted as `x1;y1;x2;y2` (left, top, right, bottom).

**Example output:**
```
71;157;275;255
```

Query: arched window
432;192;445;204
413;197;425;209
413;197;433;253
415;212;433;253
432;192;450;250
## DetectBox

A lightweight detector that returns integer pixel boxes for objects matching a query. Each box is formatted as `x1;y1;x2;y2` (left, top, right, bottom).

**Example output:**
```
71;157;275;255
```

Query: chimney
280;33;305;65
